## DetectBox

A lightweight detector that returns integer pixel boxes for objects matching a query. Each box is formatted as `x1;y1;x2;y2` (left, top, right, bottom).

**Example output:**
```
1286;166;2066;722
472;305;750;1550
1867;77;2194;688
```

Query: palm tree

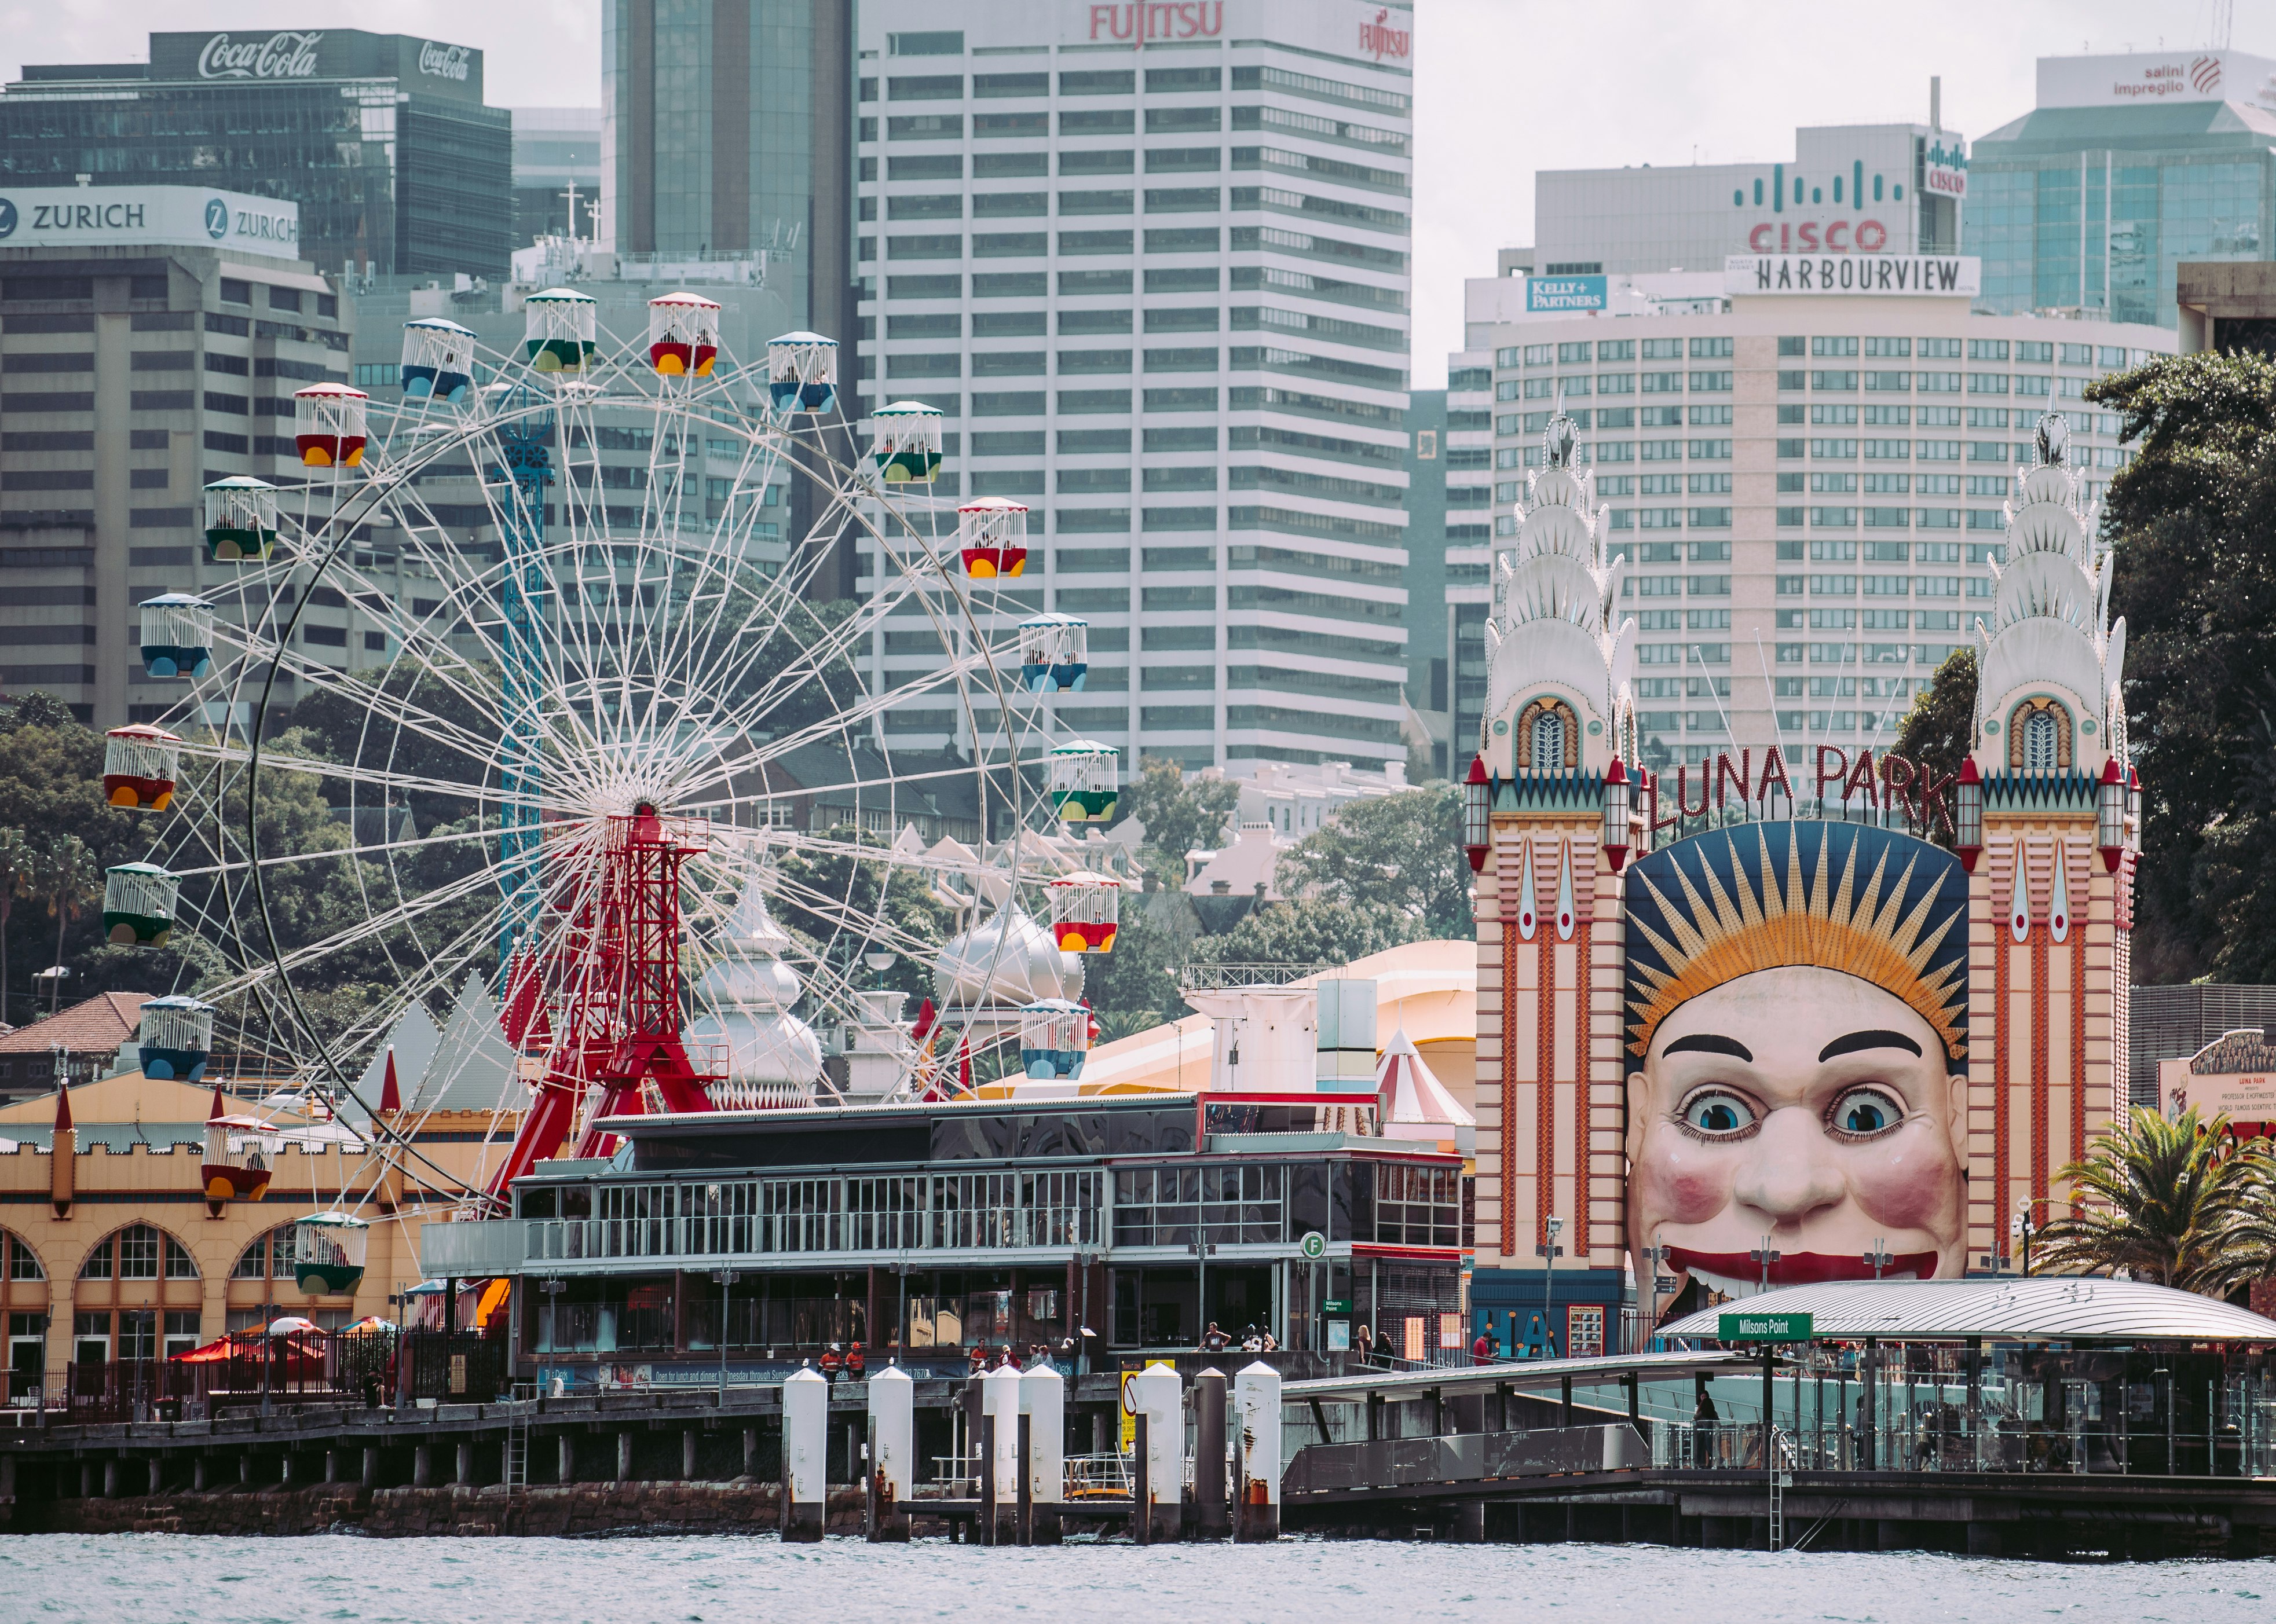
34;835;100;1007
0;826;30;1028
2215;1143;2276;1297
2030;1106;2259;1292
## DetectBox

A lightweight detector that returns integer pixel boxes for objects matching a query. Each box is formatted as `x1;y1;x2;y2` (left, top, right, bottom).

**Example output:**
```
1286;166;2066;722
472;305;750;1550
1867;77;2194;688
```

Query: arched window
2023;709;2059;772
6;1230;43;1281
232;1227;296;1282
80;1224;197;1281
1532;709;1566;772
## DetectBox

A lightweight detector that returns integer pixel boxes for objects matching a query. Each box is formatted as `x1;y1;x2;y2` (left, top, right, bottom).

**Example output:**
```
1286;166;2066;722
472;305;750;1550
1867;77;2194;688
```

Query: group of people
965;1339;1075;1376
1197;1321;1278;1354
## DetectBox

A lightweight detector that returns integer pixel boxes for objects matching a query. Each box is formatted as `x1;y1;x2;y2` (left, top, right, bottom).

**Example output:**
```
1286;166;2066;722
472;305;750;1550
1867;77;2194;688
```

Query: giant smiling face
1626;963;1969;1297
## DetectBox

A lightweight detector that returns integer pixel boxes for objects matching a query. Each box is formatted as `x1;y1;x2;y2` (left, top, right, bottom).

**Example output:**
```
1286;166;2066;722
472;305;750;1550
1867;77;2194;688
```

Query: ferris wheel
93;285;1120;1216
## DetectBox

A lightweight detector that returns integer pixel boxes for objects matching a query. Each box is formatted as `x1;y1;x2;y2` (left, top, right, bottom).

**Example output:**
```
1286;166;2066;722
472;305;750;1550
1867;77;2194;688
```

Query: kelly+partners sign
1727;254;1979;298
0;185;301;261
1528;274;1608;313
1719;1311;1813;1343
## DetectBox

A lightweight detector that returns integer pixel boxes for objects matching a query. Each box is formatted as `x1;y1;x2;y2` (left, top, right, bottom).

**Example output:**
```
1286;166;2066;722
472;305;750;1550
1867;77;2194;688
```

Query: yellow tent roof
1048;937;1476;1098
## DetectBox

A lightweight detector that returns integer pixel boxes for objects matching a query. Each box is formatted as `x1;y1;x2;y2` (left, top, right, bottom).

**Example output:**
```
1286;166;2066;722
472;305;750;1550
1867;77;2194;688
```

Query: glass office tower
1970;51;2275;327
0;31;511;277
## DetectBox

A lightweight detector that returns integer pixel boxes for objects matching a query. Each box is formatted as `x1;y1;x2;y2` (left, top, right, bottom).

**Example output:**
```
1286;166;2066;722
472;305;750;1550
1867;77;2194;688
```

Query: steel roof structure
1660;1277;2276;1343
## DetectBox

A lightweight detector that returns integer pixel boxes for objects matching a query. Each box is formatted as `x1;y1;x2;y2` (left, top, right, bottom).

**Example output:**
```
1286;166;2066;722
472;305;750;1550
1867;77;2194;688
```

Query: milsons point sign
1644;745;1956;839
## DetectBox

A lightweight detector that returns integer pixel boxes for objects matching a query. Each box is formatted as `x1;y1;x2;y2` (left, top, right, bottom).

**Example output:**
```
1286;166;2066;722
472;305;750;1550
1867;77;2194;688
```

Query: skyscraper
854;0;1415;774
602;1;861;592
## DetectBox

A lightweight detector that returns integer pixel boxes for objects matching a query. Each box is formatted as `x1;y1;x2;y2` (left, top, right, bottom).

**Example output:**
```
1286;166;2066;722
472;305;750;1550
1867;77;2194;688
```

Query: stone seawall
16;1482;879;1538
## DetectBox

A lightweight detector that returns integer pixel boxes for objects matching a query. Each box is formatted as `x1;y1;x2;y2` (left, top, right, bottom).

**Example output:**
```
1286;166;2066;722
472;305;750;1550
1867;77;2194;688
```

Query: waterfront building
1462;258;2172;769
1970;50;2276;329
511;109;603;249
1534;113;1966;278
851;0;1415;773
1468;350;2140;1352
0;30;513;278
0;999;512;1405
0;191;352;728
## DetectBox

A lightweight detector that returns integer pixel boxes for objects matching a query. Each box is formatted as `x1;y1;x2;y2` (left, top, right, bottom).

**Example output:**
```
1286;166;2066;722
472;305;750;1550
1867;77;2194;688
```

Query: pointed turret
50;1083;75;1216
379;1046;402;1115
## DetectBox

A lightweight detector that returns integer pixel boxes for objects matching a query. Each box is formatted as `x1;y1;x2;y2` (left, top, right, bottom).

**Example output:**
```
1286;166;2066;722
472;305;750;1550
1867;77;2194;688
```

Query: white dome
688;871;822;1100
934;906;1085;1007
2017;463;2080;511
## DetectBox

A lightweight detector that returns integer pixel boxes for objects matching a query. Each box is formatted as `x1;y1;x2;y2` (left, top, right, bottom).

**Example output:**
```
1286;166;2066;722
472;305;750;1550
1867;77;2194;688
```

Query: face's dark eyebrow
1663;1033;1753;1062
1818;1029;1923;1062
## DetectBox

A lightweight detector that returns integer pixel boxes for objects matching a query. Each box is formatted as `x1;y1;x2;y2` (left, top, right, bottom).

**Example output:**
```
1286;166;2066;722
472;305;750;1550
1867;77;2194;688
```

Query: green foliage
1189;896;1430;971
1892;646;1977;851
1078;897;1187;1021
2030;1106;2268;1292
2090;350;2276;981
771;824;960;1005
1111;756;1238;878
1274;785;1471;937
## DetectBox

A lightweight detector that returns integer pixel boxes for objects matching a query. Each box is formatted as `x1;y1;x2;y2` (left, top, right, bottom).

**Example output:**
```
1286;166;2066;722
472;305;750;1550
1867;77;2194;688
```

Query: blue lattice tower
495;402;553;971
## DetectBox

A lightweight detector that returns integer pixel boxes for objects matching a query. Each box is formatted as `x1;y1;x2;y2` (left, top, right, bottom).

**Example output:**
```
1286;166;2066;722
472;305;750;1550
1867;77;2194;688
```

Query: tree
2030;1106;2260;1291
33;835;99;999
1274;785;1471;937
1891;647;1976;851
1079;899;1187;1031
1110;756;1238;879
2;691;77;731
1189;896;1429;972
2089;349;2276;982
0;827;29;1028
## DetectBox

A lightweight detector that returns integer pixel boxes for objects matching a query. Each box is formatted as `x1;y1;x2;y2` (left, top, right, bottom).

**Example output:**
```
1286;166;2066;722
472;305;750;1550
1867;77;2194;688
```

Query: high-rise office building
1970;50;2275;328
1463;258;2171;772
602;0;861;593
0;188;354;728
0;30;512;278
854;0;1415;773
513;109;603;248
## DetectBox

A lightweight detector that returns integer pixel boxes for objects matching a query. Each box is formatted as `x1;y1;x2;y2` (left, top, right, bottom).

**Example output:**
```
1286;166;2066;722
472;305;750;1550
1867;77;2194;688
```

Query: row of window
868;103;1404;148
1637;642;1967;669
0;1222;308;1284
1506;337;2139;368
864;58;1411;118
1490;406;2118;436
866;223;1407;262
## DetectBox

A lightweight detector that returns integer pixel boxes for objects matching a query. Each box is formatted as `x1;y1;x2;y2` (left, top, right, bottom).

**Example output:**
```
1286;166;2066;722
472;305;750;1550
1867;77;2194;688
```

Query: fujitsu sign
1360;8;1411;61
196;31;323;81
1086;3;1224;41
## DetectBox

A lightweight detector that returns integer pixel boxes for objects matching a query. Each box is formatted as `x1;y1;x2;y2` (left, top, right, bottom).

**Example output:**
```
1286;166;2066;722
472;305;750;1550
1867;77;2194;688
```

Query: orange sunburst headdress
1623;822;1970;1062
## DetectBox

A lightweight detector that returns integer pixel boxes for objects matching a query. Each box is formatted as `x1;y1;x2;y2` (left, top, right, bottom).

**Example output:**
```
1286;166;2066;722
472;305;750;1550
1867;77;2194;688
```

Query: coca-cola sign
418;41;472;83
196;31;324;81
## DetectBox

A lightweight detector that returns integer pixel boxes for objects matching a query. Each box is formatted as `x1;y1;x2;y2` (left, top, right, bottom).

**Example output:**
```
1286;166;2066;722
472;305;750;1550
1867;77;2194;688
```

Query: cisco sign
0;186;301;260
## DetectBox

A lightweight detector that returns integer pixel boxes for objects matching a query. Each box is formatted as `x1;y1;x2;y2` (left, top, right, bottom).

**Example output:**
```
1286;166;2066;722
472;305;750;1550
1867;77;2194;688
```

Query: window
1531;709;1565;769
1415;429;1437;459
2023;709;2058;771
6;1233;41;1280
233;1228;294;1280
218;278;250;306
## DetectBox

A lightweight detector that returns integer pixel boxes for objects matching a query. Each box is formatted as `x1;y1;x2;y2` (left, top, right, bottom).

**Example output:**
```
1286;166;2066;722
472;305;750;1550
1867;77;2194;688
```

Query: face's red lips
1666;1246;1938;1286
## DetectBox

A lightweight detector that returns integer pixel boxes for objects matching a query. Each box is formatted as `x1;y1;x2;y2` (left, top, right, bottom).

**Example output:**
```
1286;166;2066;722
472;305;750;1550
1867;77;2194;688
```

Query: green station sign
1718;1311;1814;1343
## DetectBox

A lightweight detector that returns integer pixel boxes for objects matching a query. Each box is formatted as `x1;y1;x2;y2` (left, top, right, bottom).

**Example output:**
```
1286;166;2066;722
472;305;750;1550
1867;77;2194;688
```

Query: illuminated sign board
1527;274;1607;312
1726;254;1979;298
1923;137;1968;200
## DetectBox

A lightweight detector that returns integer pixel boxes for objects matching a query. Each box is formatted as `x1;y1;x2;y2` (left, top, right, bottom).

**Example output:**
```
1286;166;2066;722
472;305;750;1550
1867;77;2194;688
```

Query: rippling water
4;1535;2271;1624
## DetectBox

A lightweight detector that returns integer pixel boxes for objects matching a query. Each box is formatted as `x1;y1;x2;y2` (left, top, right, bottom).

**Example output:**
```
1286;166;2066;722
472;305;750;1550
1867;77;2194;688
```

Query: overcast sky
1;0;2248;385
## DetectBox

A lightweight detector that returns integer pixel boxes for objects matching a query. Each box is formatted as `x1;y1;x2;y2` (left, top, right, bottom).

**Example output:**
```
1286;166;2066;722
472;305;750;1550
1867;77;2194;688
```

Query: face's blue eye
1681;1091;1754;1137
1832;1087;1904;1137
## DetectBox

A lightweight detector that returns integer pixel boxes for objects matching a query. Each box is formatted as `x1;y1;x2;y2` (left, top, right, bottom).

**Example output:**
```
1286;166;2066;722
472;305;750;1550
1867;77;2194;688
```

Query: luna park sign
1642;745;1955;838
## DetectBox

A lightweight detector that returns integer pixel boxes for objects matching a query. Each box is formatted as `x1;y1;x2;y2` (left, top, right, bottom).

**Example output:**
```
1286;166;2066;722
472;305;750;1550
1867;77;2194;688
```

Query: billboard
0;185;301;261
1726;253;1979;298
2036;50;2276;111
147;30;486;102
1526;274;1607;312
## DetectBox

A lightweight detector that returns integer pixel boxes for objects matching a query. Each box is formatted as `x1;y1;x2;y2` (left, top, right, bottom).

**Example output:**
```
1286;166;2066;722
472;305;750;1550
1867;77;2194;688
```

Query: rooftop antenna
1930;76;1941;134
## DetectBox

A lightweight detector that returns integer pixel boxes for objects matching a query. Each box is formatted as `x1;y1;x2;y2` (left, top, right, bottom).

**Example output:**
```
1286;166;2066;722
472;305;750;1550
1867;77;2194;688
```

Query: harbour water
2;1535;2270;1624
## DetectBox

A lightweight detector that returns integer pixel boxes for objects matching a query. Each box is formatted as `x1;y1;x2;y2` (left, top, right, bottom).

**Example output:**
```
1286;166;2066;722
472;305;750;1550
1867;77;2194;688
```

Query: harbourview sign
1726;253;1980;298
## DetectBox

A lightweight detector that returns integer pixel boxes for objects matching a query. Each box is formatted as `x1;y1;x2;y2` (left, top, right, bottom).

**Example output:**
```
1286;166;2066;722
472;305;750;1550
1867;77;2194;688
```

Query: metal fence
7;1330;506;1422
